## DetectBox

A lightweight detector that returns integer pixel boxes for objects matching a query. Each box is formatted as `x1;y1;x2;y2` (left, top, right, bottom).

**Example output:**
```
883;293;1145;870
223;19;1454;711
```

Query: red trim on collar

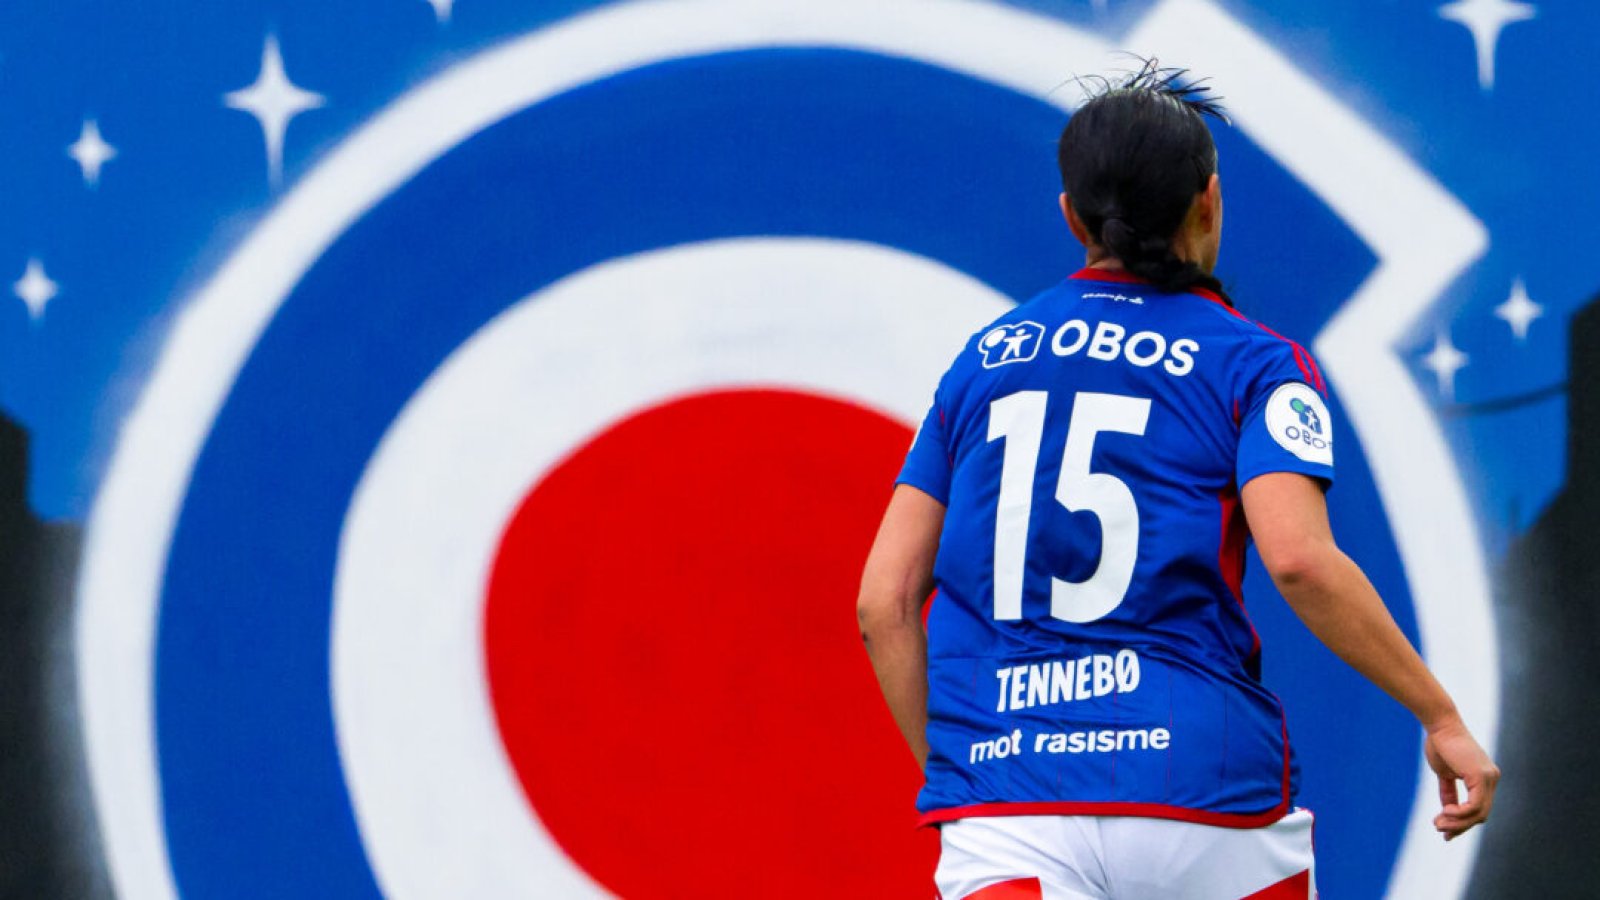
1070;266;1144;285
1069;267;1226;306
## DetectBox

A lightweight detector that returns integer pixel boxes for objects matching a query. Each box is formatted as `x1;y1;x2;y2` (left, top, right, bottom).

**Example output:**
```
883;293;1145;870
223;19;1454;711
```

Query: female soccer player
857;64;1498;899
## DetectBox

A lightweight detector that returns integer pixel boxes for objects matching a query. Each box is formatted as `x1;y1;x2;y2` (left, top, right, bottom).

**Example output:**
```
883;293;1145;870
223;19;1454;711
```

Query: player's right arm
1242;472;1501;841
857;484;943;770
860;368;959;771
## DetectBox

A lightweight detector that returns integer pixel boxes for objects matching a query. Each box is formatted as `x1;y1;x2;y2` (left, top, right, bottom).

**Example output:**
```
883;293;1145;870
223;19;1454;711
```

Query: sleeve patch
1264;382;1333;465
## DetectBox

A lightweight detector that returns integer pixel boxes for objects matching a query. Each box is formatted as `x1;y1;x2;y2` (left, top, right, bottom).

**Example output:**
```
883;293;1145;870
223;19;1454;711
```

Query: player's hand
1423;716;1500;841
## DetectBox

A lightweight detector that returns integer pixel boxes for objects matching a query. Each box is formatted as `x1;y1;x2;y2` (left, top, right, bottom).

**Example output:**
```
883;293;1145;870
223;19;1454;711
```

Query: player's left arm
1243;472;1501;840
857;484;944;770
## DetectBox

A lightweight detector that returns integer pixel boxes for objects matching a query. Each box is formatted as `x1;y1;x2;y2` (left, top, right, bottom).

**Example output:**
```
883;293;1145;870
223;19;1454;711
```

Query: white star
225;35;326;188
424;0;454;22
13;259;58;321
1421;330;1469;400
67;119;118;187
1493;278;1543;340
1439;0;1535;90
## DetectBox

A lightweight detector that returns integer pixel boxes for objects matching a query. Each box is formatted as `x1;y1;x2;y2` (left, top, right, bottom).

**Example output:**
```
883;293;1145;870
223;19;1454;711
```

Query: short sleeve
896;392;953;505
1236;343;1336;490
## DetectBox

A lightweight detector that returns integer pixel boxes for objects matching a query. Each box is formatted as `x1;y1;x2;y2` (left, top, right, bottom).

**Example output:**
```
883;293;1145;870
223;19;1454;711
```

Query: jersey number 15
987;390;1151;624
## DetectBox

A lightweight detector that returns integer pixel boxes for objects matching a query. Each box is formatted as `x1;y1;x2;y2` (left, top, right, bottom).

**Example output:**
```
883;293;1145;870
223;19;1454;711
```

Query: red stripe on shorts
963;877;1043;899
1241;869;1311;899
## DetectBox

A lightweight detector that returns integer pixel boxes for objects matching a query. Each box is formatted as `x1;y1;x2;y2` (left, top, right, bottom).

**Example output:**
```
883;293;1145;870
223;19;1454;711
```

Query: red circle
484;389;938;898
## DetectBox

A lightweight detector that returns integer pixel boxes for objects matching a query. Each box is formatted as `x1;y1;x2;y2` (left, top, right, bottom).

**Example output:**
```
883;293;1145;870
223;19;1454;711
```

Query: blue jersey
897;269;1335;828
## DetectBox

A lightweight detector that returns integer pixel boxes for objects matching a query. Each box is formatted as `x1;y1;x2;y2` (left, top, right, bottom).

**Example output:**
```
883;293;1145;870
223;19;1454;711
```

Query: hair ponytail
1098;216;1229;301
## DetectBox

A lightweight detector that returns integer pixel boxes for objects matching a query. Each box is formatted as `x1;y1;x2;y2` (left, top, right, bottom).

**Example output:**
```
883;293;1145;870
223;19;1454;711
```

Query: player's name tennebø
994;649;1142;713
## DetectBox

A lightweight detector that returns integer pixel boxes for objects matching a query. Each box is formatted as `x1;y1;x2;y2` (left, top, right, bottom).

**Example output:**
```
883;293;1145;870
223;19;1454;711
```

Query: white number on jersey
986;391;1151;623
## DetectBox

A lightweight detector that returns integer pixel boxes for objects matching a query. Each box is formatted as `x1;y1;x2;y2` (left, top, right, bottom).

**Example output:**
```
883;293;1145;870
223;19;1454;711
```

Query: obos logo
1267;381;1334;465
979;321;1045;368
75;1;1497;899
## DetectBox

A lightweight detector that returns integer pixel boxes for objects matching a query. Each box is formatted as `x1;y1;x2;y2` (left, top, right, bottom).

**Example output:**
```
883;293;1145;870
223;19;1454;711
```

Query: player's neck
1083;247;1125;271
1083;240;1213;274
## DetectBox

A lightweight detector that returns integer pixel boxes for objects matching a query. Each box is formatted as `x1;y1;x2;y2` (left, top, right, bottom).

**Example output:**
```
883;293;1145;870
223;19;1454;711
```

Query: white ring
333;237;1012;897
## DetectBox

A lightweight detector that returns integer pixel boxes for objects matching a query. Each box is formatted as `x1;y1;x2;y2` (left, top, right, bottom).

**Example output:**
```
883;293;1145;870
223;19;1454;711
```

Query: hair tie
1101;217;1137;250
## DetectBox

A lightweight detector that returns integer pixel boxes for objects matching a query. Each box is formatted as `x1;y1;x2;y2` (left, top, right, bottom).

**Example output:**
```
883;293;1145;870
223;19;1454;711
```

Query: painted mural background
0;1;1593;897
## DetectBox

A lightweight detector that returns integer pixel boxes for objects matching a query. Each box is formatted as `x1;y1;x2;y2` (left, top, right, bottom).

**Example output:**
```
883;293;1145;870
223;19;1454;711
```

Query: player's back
897;268;1335;826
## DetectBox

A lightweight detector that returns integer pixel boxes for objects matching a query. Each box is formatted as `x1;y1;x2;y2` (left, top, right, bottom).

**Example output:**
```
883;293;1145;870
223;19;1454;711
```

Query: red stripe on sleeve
1251;322;1326;395
1186;288;1326;395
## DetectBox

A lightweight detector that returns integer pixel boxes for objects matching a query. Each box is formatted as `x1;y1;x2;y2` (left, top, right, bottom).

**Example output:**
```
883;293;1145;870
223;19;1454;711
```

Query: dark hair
1057;59;1230;301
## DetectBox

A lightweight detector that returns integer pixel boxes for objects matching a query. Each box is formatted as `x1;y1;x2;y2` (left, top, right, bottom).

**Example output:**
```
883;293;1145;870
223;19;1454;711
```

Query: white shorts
935;810;1316;900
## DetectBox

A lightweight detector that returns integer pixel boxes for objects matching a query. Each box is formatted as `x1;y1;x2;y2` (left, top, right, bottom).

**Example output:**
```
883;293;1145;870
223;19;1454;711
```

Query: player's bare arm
1242;471;1501;840
857;484;944;770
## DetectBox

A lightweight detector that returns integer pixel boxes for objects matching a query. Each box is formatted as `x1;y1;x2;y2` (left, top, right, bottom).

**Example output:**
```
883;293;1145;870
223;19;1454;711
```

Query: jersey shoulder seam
1186;295;1327;394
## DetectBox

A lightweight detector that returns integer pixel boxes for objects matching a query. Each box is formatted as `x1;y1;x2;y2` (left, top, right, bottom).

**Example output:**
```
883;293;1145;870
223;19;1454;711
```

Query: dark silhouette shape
0;414;110;900
1470;296;1599;899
